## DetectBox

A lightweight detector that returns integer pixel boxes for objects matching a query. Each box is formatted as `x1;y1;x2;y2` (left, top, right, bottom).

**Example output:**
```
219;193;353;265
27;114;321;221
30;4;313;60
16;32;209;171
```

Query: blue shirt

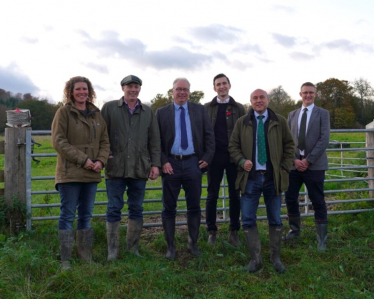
123;98;139;115
171;102;195;155
254;110;269;171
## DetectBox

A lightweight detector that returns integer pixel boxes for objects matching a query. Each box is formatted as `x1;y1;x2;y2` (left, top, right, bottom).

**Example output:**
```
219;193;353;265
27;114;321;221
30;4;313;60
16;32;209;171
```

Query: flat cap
120;75;142;86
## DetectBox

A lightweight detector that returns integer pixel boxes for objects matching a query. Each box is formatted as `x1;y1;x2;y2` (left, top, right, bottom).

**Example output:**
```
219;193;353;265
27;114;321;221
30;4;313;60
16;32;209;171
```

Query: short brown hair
300;82;316;91
213;73;230;85
63;76;96;104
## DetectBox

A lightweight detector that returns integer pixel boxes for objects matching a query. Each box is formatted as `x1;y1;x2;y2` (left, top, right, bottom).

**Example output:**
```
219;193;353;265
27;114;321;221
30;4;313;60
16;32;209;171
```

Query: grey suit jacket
288;105;330;170
156;102;215;166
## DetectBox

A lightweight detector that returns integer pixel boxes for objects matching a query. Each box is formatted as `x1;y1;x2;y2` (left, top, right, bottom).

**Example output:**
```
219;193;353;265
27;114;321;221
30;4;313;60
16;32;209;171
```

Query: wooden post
0;140;4;196
366;120;374;198
4;127;31;205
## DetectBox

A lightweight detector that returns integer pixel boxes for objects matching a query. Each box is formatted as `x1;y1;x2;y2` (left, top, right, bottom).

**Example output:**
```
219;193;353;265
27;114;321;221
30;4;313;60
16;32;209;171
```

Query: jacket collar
244;108;278;125
117;97;146;111
209;96;238;106
67;101;99;113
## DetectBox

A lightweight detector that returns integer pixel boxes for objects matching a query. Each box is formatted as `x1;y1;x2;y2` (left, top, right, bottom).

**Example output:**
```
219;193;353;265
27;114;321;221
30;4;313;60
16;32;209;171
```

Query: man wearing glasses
156;78;215;259
204;73;246;246
284;82;330;251
229;89;294;273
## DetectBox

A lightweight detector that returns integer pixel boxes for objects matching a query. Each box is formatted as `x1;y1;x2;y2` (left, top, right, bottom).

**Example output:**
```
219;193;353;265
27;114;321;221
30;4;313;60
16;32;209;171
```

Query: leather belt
256;170;266;175
169;154;196;160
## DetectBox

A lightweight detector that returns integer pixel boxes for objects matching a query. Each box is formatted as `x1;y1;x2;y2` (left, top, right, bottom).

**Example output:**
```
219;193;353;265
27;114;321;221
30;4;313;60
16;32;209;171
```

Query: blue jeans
241;172;282;228
106;178;146;223
58;182;98;230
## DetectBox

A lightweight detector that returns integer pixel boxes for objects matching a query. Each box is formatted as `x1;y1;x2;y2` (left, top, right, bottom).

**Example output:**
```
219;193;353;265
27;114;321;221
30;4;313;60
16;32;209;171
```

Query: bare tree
352;78;374;101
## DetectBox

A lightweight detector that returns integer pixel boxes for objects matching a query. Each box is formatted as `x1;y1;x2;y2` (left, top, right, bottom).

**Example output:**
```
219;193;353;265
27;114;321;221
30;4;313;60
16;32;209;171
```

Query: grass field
0;133;373;298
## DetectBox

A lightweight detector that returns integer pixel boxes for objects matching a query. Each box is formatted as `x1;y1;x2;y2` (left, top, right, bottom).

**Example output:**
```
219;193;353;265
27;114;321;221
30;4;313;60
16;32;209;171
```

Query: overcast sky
1;0;373;107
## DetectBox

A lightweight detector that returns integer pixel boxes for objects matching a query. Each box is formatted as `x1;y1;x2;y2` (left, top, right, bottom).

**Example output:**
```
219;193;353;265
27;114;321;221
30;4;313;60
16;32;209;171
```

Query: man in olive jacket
229;89;294;273
204;73;246;246
101;75;161;261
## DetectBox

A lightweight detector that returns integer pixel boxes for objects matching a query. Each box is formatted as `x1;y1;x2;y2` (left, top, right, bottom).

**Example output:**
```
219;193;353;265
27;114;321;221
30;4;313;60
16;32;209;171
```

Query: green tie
257;115;267;165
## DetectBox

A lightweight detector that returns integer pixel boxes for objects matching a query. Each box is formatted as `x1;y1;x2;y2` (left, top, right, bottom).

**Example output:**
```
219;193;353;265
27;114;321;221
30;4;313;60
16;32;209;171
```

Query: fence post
4;127;31;205
0;140;4;196
366;120;374;198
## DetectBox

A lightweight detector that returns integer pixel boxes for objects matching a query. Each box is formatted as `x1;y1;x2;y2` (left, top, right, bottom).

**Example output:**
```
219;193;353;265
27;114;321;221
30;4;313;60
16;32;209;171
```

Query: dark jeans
285;169;327;222
57;182;98;230
161;156;202;220
241;172;282;228
206;152;240;231
106;178;146;222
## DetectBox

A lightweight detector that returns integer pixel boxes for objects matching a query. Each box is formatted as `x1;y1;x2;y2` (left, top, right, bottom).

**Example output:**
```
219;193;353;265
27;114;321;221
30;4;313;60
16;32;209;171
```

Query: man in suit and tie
285;82;330;251
156;78;215;259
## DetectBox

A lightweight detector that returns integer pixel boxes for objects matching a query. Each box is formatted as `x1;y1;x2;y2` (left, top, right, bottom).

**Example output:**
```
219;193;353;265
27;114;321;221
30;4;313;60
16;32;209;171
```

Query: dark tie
180;106;188;150
257;115;267;165
298;108;308;151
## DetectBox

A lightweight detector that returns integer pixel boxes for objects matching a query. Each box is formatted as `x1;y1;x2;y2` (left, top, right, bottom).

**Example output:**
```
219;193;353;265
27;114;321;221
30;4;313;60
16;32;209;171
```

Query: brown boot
228;230;239;247
76;228;94;262
106;221;120;261
207;230;216;245
58;230;74;270
285;215;301;240
243;227;262;272
126;219;143;257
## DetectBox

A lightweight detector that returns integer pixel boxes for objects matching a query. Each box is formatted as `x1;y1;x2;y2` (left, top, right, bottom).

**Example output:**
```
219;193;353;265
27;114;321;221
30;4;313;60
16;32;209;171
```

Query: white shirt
216;96;230;104
297;103;314;156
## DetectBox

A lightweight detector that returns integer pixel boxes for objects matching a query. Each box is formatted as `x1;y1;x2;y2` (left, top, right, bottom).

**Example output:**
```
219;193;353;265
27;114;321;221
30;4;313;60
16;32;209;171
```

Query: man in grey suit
285;82;330;251
156;78;215;259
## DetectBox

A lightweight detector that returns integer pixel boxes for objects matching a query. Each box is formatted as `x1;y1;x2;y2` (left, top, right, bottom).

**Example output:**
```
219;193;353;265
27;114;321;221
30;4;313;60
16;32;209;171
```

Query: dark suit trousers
285;169;328;222
161;156;202;219
206;151;240;231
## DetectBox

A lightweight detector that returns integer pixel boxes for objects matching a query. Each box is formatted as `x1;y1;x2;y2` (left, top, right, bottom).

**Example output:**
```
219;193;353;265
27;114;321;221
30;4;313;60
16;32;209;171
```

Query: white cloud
0;63;39;94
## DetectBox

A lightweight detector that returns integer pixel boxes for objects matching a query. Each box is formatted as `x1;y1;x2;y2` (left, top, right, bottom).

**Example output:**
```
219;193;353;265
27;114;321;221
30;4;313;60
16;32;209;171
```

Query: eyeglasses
301;91;315;95
175;88;190;92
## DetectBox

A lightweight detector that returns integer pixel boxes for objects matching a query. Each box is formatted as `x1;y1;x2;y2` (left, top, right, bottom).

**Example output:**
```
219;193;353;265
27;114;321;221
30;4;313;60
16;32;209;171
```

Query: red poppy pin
226;111;232;116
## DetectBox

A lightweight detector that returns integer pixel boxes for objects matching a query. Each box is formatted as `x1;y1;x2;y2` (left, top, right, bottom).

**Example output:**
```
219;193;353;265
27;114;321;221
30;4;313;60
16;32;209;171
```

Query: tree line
1;77;373;133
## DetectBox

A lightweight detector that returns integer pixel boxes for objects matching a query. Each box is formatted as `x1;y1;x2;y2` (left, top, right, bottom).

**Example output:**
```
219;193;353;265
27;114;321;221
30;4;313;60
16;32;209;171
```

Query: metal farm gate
12;128;373;230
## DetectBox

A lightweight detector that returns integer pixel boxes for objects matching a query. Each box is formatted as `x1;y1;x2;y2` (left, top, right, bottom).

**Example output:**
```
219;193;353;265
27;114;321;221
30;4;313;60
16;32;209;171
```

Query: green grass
0;213;373;298
0;134;374;297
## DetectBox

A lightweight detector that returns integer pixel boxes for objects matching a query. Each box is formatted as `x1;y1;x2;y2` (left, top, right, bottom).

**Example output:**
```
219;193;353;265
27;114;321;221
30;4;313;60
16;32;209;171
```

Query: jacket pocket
91;146;99;161
280;169;289;191
135;152;151;178
105;156;119;177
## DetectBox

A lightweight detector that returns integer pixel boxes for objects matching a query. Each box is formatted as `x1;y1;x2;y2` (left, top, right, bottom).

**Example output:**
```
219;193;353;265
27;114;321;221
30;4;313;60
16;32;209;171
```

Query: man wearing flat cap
101;75;161;261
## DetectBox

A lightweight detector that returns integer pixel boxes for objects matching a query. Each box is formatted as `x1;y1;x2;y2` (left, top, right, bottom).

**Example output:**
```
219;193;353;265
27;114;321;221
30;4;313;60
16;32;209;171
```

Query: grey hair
173;77;190;89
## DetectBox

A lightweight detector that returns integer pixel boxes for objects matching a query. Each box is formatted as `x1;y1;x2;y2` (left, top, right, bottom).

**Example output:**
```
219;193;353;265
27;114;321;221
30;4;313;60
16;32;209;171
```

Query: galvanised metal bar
26;129;374;230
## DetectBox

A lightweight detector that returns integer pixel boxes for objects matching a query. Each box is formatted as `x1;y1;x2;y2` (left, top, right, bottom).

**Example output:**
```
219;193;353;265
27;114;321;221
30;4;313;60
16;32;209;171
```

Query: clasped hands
84;158;103;173
294;158;309;172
